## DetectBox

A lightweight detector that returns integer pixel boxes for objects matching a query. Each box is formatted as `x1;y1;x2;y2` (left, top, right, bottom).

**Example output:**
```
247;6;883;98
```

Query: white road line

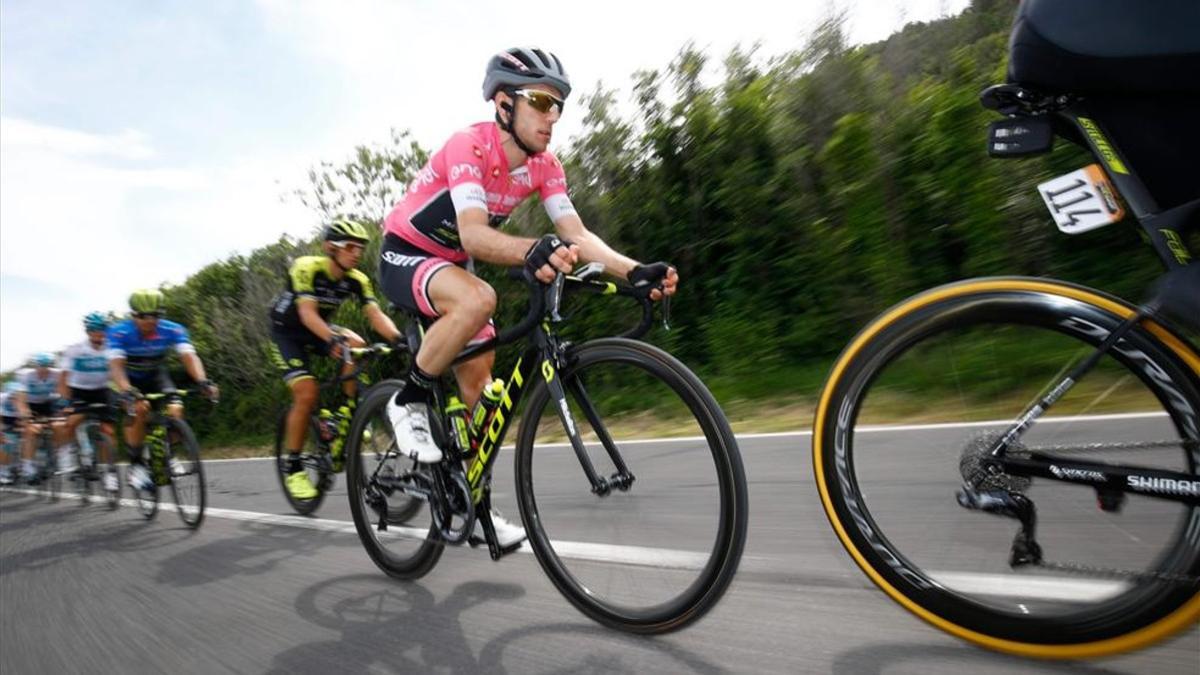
201;411;1170;463
931;571;1128;602
0;486;1147;601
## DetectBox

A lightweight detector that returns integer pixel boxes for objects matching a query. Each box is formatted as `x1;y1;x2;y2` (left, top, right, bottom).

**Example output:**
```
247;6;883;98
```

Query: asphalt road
2;420;1198;674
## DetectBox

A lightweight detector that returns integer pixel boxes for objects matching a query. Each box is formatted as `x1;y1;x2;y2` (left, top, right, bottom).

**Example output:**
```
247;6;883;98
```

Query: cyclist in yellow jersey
269;217;402;499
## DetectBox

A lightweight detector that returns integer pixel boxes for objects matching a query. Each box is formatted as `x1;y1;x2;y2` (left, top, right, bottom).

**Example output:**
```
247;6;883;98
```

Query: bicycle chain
1031;559;1199;585
1026;438;1200;454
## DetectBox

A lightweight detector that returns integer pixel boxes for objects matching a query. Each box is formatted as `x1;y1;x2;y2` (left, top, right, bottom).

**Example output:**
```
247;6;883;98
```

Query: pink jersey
383;121;577;262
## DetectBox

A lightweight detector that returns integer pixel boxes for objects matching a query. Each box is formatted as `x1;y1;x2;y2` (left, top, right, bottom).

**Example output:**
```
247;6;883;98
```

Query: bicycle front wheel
346;380;444;579
813;277;1200;658
514;338;748;634
274;411;331;515
90;427;121;510
165;418;206;529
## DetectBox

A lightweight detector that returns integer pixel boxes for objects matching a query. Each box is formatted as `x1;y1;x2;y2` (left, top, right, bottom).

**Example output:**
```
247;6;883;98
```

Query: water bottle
470;379;506;436
317;408;337;442
446;396;469;452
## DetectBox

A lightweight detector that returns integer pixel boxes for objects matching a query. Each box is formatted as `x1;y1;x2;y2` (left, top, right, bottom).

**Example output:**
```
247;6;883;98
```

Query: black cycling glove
525;234;572;274
629;262;672;289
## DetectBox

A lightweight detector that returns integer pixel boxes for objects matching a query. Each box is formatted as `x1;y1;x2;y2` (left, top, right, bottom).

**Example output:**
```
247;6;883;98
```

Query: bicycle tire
813;277;1200;658
514;338;748;634
91;427;121;510
274;411;331;516
346;380;443;579
132;463;159;520
165;418;206;529
43;433;61;502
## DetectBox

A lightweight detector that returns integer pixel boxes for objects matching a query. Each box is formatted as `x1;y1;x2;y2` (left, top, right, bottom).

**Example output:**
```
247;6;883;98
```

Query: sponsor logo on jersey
544;177;567;190
410;166;439;190
450;163;483;181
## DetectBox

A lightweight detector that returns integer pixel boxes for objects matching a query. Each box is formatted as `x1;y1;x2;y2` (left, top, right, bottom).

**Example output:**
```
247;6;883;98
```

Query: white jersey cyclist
59;340;111;391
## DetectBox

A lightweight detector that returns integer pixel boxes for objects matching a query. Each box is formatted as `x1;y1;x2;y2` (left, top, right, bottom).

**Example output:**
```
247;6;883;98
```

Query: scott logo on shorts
383;251;423;267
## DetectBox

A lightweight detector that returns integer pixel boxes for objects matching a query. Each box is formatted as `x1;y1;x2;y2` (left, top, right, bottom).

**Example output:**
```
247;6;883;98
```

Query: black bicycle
67;402;122;509
345;265;748;634
127;390;209;528
813;1;1199;659
28;415;62;501
273;346;417;518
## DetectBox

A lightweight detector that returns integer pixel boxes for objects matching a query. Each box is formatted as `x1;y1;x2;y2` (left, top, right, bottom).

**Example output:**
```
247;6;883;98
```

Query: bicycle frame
1059;106;1197;269
978;89;1200;507
453;325;634;507
381;270;653;557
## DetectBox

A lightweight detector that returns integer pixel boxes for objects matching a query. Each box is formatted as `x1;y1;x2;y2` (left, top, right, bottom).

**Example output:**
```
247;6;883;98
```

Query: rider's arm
109;358;132;393
459;208;537;265
179;351;208;384
14;389;31;419
362;304;402;343
297;300;338;343
56;368;71;401
552;214;639;278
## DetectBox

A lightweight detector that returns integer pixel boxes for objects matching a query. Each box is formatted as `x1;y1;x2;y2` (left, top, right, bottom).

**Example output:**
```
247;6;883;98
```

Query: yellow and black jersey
269;256;378;333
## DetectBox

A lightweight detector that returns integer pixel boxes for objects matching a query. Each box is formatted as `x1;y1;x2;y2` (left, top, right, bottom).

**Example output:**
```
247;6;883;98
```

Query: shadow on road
0;514;193;577
154;519;350;587
268;573;727;674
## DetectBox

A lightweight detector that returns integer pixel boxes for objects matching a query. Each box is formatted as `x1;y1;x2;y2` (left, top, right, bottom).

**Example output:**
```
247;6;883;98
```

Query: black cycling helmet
482;47;571;102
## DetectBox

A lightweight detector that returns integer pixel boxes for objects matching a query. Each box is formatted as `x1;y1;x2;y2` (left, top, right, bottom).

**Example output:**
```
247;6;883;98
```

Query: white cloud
0;118;317;369
0;116;157;160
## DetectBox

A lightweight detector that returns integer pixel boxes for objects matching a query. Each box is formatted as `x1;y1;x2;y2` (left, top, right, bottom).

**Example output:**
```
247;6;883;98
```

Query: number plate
1037;164;1125;235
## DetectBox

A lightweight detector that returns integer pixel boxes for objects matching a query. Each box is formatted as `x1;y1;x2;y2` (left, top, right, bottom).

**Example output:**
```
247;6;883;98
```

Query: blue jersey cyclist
108;289;219;491
268;217;402;501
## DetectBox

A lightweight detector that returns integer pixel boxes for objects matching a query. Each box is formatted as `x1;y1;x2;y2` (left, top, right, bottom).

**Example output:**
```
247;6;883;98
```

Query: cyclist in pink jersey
380;47;678;546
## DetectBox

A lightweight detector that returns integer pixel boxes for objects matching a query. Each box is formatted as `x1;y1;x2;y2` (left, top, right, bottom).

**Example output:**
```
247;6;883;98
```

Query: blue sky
1;0;969;370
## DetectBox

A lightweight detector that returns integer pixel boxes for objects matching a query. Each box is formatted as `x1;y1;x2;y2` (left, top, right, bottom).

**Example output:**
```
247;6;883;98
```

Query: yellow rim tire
812;277;1200;659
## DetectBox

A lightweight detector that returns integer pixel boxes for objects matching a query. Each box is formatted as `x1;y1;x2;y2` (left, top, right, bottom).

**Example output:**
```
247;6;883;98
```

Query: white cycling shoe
102;470;119;493
56;448;78;475
127;463;153;491
386;400;442;464
470;509;527;548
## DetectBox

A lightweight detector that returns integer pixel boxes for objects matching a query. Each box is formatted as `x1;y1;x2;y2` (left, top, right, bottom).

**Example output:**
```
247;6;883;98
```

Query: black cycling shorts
129;369;178;399
70;387;116;423
28;401;55;418
378;233;496;344
269;329;332;383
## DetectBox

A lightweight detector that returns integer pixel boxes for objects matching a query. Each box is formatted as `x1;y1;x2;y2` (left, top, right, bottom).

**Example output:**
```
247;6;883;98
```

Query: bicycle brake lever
548;272;566;322
661;293;672;331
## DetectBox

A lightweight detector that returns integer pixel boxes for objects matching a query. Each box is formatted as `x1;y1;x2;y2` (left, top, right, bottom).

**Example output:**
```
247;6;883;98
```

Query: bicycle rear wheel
165;418;206;529
514;338;747;634
346;380;443;579
274;411;332;515
813;277;1200;658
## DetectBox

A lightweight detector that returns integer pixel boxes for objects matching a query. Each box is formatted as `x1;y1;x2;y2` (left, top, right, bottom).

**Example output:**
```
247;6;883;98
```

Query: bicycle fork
543;355;635;497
